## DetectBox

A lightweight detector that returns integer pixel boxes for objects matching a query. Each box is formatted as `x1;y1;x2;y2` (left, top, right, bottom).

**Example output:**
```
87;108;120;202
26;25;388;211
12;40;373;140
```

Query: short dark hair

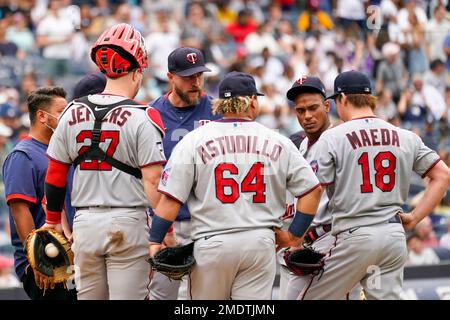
27;86;66;124
430;59;444;70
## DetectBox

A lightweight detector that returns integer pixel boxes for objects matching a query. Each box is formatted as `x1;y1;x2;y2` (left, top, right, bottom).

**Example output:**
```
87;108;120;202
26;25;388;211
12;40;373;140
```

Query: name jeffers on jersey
197;135;282;164
67;105;132;127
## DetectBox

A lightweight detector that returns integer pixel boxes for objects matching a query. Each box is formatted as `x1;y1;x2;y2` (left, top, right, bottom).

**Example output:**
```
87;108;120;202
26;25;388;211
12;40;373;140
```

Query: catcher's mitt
283;247;325;276
24;228;74;287
149;242;195;281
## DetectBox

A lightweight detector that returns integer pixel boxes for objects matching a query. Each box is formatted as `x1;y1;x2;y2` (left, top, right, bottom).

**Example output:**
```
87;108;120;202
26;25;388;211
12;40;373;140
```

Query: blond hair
212;96;252;115
337;93;377;110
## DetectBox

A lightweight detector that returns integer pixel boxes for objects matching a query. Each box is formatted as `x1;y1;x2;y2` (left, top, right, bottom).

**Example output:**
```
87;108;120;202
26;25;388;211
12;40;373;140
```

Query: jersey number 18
358;151;397;193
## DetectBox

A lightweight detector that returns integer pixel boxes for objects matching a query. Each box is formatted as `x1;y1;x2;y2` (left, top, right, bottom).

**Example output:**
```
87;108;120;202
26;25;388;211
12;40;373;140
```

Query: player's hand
149;242;163;258
399;212;418;232
274;228;303;251
33;269;55;291
148;242;163;281
41;223;63;235
162;232;179;248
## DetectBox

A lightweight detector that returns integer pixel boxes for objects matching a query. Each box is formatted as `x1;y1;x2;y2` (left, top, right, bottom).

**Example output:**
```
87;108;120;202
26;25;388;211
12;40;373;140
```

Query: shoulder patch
146;107;165;137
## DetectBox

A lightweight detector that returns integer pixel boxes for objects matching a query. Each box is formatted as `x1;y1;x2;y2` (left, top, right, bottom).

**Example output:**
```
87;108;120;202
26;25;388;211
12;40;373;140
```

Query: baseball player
148;47;221;300
300;70;450;300
279;76;362;300
3;87;76;300
149;72;322;300
42;23;166;300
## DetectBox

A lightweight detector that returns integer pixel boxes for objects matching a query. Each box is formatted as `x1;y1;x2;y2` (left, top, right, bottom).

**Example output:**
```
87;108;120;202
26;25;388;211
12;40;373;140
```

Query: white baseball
45;243;59;258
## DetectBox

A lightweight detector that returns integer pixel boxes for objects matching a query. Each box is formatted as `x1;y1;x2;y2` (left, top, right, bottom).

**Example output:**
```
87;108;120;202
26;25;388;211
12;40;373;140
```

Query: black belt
304;224;332;245
388;214;401;224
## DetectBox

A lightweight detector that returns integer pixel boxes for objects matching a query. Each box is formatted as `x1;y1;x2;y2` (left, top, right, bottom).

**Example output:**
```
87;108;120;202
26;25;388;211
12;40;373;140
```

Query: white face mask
40;110;59;132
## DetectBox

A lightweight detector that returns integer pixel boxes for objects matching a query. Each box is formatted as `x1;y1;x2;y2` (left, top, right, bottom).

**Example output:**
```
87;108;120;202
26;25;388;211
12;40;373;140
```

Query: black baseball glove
283;247;325;276
149;242;195;281
24;228;74;287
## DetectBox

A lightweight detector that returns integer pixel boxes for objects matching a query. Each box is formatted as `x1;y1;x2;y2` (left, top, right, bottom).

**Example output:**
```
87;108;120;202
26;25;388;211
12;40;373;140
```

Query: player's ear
36;109;46;124
323;99;330;113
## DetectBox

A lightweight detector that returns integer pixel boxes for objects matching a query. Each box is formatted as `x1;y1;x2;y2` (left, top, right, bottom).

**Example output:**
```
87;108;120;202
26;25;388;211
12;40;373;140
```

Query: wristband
45;210;62;225
288;211;314;238
149;215;173;243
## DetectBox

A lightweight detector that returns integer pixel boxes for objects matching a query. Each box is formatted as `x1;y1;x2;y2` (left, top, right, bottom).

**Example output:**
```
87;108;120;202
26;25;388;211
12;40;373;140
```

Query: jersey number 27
214;162;266;203
76;130;120;170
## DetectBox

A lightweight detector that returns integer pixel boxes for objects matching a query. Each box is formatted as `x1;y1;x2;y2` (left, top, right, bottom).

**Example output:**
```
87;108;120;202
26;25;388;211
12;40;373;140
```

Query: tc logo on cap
186;53;198;64
295;76;308;85
224;92;231;97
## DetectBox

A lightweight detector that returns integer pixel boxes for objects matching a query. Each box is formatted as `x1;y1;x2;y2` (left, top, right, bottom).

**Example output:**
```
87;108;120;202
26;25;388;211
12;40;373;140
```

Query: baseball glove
24;228;74;287
283;247;325;276
149;242;195;281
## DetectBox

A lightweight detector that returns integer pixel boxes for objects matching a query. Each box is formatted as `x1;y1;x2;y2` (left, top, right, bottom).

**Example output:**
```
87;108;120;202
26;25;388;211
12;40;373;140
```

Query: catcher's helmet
90;23;148;78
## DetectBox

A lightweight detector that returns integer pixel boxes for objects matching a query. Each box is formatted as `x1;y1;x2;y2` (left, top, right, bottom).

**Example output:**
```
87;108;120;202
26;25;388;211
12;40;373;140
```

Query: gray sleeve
312;135;335;186
47;114;71;164
412;135;441;178
286;143;320;197
157;135;195;203
137;121;166;167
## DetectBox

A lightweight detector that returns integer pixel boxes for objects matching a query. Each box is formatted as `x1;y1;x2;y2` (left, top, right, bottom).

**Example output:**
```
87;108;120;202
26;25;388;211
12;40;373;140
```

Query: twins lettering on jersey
197;135;283;164
67;105;131;127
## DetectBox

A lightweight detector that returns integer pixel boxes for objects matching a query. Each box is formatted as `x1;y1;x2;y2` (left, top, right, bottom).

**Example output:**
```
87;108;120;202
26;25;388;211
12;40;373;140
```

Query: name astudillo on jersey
197;134;283;164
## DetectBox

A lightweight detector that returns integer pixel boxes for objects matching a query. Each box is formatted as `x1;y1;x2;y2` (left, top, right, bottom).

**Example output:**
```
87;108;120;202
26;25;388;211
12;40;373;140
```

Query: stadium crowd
1;0;450;286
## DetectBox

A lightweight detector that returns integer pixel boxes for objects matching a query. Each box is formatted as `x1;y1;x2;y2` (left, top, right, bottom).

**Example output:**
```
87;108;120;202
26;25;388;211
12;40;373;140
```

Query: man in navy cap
149;71;321;299
297;70;450;299
280;76;363;299
148;47;221;300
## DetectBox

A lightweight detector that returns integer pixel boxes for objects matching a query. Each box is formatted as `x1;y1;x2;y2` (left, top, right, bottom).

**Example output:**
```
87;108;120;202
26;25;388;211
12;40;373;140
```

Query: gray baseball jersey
157;119;320;241
47;94;166;207
311;117;440;235
299;136;331;227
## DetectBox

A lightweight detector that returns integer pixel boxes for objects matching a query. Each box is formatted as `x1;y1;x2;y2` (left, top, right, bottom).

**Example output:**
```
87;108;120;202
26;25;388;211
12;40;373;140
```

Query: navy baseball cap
72;72;106;100
168;47;211;77
327;70;372;100
286;76;326;101
219;72;264;99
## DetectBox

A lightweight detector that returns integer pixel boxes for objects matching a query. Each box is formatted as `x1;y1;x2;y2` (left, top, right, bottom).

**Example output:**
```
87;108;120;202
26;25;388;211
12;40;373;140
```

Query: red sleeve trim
295;183;321;199
46;159;70;188
6;194;37;205
421;158;441;178
140;160;167;168
46;154;71;165
157;189;184;205
146;107;165;136
45;210;62;225
320;182;335;187
167;224;174;234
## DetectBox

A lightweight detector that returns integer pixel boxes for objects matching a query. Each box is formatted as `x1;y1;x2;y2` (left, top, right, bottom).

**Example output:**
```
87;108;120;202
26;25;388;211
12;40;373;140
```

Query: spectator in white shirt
423;59;447;97
425;5;450;63
406;233;440;266
36;0;75;79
